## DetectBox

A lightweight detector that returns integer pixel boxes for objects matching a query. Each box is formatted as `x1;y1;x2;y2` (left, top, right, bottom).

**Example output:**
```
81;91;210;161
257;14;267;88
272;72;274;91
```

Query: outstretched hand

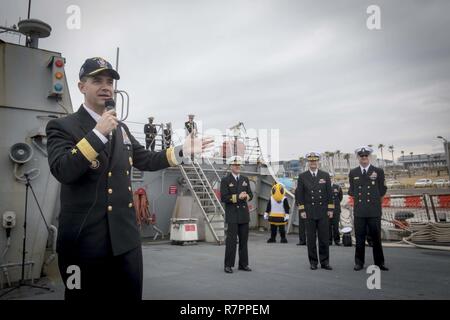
182;129;214;158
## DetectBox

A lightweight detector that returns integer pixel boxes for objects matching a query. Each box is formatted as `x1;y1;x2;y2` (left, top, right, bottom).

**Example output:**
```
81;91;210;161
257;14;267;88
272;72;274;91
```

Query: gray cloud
1;0;449;160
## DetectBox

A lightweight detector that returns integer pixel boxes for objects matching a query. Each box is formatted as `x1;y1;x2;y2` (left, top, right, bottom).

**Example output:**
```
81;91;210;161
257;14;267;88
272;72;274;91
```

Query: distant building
397;153;446;169
320;153;378;175
274;160;296;178
278;153;380;177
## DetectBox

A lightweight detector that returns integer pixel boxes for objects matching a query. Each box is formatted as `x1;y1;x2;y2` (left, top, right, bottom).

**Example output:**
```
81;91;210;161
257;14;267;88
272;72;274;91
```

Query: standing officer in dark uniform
46;57;213;300
221;156;253;273
185;114;197;137
348;146;388;271
144;116;157;151
163;122;172;149
329;174;343;246
295;152;334;270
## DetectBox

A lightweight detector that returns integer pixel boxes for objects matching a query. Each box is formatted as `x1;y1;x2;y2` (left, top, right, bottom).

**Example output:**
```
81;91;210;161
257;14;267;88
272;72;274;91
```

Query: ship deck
1;231;450;300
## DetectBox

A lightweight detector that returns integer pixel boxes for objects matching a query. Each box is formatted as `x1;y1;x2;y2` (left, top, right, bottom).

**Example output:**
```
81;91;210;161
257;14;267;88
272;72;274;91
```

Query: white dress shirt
309;169;318;177
83;104;108;144
360;164;371;175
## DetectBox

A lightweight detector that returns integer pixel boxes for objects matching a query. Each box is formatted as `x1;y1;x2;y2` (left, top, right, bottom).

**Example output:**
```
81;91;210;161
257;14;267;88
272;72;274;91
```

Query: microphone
105;98;116;111
105;99;116;140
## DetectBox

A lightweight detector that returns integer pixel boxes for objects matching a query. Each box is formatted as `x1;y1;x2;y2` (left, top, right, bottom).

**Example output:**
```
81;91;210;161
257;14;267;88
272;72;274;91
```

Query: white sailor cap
355;146;373;156
227;155;243;165
305;152;321;161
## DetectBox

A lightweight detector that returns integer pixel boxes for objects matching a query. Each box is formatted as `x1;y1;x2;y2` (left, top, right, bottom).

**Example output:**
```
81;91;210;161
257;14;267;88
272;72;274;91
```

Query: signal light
48;56;66;97
55;59;64;68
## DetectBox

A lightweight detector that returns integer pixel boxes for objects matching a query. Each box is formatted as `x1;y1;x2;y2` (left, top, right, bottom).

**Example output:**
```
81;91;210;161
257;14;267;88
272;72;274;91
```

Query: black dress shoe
267;238;276;243
378;265;389;271
334;242;341;246
224;267;233;273
354;264;364;271
238;266;252;271
310;264;318;270
280;238;288;243
329;242;333;246
297;242;306;246
321;264;333;270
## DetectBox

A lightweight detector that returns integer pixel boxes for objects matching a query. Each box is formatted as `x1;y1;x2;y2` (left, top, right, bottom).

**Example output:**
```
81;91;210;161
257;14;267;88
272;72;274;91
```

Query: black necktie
236;175;239;183
107;130;116;159
363;168;367;176
312;172;316;178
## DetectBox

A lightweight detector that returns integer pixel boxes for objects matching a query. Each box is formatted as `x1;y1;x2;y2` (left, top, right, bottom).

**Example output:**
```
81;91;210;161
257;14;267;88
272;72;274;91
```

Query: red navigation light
55;60;64;68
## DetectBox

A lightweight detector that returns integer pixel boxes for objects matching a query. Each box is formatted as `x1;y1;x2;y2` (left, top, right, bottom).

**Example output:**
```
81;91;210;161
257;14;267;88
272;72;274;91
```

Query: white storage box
170;218;199;243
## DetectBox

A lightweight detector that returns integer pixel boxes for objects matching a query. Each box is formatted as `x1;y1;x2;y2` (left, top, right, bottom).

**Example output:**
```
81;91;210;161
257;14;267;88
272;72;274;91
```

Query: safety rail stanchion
423;194;431;221
429;195;438;222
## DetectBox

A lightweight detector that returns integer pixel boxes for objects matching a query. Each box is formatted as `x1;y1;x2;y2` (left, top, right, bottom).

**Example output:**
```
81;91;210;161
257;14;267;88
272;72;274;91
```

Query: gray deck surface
2;232;449;300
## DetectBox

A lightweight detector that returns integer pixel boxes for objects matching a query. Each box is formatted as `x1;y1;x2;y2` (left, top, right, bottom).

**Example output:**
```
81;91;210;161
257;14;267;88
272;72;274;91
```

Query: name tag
242;181;248;186
319;179;326;184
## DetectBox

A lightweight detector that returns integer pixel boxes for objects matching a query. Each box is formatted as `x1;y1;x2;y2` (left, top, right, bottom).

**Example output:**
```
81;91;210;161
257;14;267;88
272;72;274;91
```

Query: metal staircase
180;160;226;244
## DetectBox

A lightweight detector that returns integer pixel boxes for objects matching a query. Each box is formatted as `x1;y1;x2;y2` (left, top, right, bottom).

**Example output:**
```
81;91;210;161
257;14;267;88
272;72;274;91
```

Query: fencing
347;194;450;228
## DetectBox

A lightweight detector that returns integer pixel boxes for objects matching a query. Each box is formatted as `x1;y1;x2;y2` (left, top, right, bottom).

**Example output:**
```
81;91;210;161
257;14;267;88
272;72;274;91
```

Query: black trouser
354;217;384;266
224;223;249;268
270;224;286;240
58;246;143;301
329;212;340;243
298;214;306;243
145;138;155;151
305;217;329;266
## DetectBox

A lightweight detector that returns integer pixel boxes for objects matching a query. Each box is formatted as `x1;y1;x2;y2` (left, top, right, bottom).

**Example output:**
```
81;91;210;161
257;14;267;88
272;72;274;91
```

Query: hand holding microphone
95;99;118;137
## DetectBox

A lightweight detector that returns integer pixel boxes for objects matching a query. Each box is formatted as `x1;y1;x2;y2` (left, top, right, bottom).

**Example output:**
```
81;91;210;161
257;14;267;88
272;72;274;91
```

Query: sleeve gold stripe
76;138;98;162
232;194;237;203
166;147;178;166
298;205;305;210
328;204;335;209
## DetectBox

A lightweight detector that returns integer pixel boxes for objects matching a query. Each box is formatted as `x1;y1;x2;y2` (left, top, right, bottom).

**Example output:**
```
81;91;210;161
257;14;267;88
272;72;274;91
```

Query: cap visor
87;67;120;80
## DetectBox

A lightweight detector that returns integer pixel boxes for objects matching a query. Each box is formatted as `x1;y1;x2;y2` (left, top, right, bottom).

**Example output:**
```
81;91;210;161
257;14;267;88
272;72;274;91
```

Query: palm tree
388;145;394;165
329;152;335;175
323;151;331;171
378;144;385;167
409;152;414;177
344;153;351;173
335;150;341;174
298;156;306;172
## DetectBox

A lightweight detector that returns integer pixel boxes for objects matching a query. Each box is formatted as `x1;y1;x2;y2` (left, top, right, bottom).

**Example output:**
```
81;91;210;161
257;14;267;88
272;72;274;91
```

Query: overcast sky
1;0;449;161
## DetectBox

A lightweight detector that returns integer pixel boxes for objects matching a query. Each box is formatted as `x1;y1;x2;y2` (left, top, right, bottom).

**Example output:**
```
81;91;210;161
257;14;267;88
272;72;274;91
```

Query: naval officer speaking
46;57;213;300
